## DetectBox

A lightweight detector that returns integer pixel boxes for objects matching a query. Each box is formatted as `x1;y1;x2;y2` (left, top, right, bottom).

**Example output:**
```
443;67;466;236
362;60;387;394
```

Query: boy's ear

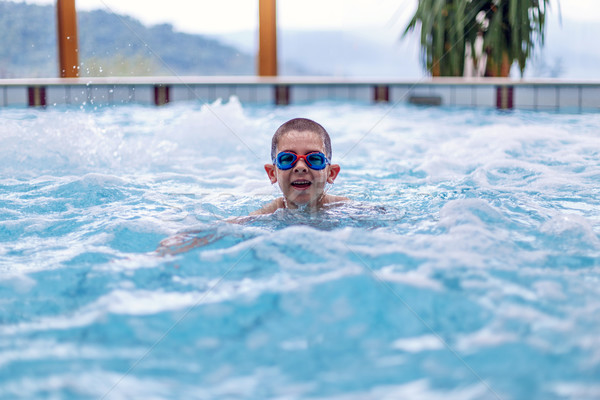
327;164;341;184
264;164;278;183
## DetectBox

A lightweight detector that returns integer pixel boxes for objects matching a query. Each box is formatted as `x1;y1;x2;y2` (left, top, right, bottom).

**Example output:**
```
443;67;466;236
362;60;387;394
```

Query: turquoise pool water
1;98;599;399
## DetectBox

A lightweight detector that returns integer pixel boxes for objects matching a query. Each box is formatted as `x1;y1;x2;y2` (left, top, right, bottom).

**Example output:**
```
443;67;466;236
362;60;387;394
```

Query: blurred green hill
0;1;255;78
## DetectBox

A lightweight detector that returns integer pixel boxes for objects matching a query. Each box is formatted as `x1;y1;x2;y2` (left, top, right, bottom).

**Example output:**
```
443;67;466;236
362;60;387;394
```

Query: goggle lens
278;153;296;166
306;153;326;167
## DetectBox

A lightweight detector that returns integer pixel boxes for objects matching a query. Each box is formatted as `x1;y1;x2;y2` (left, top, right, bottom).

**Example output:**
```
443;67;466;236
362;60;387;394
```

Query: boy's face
264;130;340;208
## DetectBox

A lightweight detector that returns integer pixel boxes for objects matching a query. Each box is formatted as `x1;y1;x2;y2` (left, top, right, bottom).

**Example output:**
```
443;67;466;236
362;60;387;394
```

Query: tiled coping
1;76;599;112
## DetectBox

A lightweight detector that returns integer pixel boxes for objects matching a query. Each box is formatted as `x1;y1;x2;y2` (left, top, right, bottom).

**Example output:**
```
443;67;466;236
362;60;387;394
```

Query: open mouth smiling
291;180;311;189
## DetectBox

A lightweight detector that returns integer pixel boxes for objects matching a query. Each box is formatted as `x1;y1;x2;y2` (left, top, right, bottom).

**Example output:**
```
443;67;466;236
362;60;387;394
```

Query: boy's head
264;118;341;209
271;118;332;161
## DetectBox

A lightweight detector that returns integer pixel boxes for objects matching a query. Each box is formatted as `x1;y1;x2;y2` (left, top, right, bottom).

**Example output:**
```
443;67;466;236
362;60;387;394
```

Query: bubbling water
1;98;599;400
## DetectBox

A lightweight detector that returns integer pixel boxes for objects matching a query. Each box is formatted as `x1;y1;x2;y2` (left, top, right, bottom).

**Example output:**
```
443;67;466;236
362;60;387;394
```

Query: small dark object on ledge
409;95;442;106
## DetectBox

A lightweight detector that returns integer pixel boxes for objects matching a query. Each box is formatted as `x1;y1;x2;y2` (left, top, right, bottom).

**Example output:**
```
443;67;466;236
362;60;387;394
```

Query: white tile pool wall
1;78;599;111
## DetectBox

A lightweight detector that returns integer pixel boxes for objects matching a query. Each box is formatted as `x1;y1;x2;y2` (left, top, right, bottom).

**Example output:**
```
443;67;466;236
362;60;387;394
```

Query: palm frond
403;0;556;77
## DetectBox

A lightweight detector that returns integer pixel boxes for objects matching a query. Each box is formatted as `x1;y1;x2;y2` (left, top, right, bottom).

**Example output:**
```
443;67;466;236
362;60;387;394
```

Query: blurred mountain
0;1;266;77
215;28;423;78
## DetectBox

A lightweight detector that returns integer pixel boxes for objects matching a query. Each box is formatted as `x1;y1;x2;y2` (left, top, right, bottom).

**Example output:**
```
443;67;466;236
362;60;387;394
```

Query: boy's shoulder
249;197;286;215
250;195;349;216
322;194;350;204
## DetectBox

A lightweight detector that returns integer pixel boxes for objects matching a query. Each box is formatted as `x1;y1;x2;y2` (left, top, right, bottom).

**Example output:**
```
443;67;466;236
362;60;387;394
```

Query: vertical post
154;85;170;106
496;86;514;110
258;0;277;76
28;86;47;107
57;0;79;77
373;85;390;103
275;85;289;105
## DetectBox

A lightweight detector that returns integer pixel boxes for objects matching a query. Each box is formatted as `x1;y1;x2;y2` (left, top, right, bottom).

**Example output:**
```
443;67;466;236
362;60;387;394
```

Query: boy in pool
156;118;347;255
251;118;348;215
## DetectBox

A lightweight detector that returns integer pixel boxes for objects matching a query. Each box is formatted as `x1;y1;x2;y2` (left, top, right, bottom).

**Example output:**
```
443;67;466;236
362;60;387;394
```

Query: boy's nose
293;158;308;172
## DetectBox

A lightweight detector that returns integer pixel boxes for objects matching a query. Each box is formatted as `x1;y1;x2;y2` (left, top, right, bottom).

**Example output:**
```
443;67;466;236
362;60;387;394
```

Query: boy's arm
155;230;218;256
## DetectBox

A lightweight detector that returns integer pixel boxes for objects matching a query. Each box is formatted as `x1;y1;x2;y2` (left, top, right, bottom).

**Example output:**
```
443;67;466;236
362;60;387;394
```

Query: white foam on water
0;97;265;179
532;280;567;300
378;266;442;290
0;273;36;293
0;370;182;400
0;339;142;369
333;379;489;400
540;212;600;250
391;335;445;353
0;111;124;177
0;260;368;332
455;326;519;353
551;383;600;400
2;101;600;399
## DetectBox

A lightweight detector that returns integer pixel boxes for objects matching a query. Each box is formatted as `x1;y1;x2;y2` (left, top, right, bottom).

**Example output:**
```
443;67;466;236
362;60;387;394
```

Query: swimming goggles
274;151;330;170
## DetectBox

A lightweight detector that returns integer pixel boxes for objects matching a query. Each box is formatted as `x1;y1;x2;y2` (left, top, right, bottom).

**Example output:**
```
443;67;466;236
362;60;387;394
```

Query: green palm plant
404;0;554;77
404;0;471;76
484;0;551;76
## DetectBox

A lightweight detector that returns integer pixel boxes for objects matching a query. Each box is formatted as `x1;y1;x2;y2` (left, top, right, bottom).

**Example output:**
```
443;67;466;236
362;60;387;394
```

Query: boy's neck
283;193;326;211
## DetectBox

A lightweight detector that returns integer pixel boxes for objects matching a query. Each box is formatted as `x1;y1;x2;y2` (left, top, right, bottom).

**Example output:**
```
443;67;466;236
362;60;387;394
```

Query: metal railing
1;77;599;112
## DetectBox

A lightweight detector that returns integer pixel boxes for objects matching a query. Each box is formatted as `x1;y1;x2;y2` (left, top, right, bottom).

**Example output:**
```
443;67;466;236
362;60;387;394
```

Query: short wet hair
270;118;332;161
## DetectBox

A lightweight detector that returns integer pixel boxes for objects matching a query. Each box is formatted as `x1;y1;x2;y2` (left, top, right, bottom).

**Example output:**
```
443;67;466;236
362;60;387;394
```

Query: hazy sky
17;0;598;35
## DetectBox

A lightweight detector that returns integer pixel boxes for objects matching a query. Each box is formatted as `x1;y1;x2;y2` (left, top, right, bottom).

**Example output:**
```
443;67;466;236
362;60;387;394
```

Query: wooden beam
258;0;277;76
57;0;79;77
